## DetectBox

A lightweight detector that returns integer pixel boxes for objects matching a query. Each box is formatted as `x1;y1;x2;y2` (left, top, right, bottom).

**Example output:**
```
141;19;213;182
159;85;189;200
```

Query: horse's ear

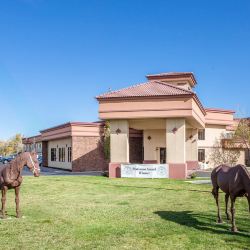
31;151;37;158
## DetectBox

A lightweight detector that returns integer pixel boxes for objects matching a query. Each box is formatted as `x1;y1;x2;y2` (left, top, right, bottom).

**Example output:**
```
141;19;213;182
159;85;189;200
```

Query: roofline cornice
96;94;194;102
146;72;197;86
193;94;206;115
40;121;104;134
205;108;235;114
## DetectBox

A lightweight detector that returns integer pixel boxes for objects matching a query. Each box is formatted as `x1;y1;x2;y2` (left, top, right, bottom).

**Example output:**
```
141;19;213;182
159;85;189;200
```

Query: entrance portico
96;72;206;179
108;117;199;178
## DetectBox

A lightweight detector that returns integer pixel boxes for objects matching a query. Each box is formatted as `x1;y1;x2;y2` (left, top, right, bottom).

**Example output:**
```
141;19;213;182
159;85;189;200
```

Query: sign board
121;164;169;178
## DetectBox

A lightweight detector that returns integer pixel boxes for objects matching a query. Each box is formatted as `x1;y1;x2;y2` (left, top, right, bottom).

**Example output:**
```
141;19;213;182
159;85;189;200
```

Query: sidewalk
22;166;104;176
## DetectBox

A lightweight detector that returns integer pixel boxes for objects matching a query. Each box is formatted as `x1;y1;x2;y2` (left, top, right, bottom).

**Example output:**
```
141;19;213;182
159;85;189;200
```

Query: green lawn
0;176;249;250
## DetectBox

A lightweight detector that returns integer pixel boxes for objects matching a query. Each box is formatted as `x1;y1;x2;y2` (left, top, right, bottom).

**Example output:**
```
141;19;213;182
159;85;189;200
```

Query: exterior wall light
147;136;151;140
116;128;121;134
172;127;178;134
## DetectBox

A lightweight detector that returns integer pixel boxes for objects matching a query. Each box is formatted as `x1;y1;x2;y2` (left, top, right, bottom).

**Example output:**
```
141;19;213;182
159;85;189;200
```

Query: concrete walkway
186;179;211;185
195;170;212;178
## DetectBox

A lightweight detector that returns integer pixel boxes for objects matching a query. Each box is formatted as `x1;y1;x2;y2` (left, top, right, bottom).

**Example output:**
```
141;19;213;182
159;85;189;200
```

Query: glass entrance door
160;148;166;164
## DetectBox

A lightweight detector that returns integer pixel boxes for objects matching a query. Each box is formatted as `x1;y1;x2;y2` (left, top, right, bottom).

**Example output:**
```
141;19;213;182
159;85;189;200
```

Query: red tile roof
96;80;194;99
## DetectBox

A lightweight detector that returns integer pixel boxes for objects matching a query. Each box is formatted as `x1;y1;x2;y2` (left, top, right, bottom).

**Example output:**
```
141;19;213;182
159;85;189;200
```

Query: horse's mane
9;153;25;172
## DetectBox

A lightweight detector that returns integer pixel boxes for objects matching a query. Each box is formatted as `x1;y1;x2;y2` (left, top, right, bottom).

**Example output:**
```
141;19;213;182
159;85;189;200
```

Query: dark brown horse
0;152;40;219
211;164;250;232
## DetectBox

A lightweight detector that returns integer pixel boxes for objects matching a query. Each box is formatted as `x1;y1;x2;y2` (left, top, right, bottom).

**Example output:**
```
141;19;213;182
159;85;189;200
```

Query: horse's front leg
225;193;231;220
230;196;237;232
1;186;8;219
15;186;21;218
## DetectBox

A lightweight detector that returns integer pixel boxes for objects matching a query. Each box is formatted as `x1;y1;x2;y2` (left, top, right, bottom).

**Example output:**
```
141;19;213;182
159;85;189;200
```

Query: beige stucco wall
143;129;166;162
186;128;198;161
129;119;166;130
198;125;226;148
205;109;234;126
42;126;71;141
110;120;129;163
99;97;192;116
198;125;227;167
237;150;246;165
48;138;72;170
191;99;206;128
166;118;186;163
99;97;205;127
71;125;101;137
42;123;102;141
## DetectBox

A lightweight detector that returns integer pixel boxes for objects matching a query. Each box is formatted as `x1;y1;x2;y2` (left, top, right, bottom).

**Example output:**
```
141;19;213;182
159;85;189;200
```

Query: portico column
190;128;198;160
109;120;129;178
186;128;199;170
166;118;187;179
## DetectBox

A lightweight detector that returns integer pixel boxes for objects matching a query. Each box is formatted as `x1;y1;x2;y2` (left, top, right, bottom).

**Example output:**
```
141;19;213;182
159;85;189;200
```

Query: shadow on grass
154;210;250;238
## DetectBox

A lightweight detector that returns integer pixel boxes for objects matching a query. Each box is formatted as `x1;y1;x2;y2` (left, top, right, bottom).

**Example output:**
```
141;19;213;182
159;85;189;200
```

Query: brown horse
211;164;250;232
0;151;40;219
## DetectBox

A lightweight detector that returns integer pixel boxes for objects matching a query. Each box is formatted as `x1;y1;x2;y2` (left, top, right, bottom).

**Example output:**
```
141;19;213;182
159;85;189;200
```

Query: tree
10;134;23;154
103;121;110;160
209;134;241;167
0;134;23;156
234;118;250;165
0;140;5;156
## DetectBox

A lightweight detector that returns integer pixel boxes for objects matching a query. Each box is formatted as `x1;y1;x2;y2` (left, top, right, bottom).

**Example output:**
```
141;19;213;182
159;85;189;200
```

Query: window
198;149;205;162
224;132;233;139
198;129;205;140
68;147;72;162
59;148;65;162
51;148;57;161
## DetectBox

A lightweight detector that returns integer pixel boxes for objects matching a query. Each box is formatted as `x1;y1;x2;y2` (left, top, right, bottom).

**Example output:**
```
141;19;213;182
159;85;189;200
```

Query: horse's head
25;151;40;177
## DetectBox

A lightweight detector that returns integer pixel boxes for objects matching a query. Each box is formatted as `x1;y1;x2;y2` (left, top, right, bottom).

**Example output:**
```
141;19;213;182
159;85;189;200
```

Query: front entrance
160;147;166;164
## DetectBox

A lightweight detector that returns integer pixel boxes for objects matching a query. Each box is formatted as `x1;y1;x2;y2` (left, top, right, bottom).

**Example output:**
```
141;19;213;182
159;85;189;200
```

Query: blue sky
0;0;249;139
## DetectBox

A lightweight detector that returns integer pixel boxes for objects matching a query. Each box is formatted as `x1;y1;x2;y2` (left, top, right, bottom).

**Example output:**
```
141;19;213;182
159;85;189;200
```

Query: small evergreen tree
103;121;110;160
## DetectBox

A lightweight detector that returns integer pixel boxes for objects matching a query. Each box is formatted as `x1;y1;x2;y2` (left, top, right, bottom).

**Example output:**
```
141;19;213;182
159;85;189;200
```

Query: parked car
0;154;16;164
1;156;12;164
38;155;43;166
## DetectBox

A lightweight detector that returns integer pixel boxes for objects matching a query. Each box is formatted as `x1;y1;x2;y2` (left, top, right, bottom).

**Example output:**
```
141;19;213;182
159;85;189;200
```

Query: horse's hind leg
230;196;238;232
225;193;230;220
212;187;223;223
15;186;21;218
1;186;7;219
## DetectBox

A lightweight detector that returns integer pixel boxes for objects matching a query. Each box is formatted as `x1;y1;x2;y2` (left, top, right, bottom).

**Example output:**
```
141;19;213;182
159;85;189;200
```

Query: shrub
190;172;197;179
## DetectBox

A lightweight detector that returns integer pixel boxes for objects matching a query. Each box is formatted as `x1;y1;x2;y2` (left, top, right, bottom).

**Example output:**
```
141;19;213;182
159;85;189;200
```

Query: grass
0;176;249;250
